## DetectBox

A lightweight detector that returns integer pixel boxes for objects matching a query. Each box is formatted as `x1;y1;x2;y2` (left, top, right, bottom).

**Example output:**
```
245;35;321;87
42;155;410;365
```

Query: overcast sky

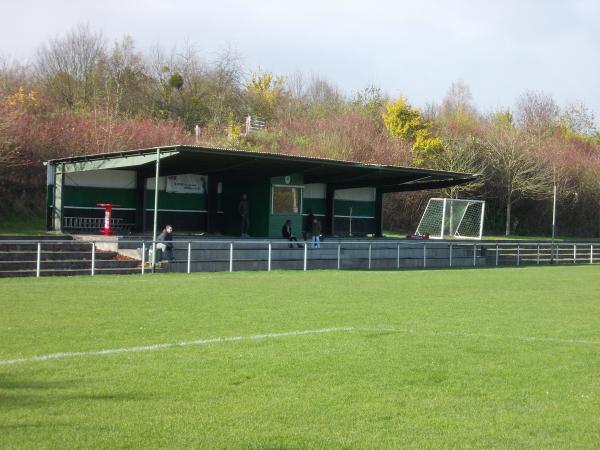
1;0;599;121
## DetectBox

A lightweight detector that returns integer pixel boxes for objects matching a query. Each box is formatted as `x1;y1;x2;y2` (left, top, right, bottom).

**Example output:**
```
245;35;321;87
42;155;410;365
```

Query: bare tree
483;122;553;235
515;90;560;136
35;24;107;108
433;135;486;198
440;80;476;117
561;102;598;137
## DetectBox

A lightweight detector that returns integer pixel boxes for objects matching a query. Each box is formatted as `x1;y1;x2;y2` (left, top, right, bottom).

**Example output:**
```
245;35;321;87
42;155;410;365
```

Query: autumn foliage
1;26;600;236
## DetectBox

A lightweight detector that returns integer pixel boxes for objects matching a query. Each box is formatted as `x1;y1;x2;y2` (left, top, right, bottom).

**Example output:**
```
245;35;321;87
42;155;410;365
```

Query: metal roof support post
53;164;64;232
151;148;160;271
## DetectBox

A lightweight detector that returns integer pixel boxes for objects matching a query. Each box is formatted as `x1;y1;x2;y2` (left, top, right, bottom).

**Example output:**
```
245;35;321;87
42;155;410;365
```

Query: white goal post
416;198;486;240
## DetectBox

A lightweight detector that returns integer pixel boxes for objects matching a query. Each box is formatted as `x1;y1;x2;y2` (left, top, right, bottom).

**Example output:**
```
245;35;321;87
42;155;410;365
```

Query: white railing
0;238;598;277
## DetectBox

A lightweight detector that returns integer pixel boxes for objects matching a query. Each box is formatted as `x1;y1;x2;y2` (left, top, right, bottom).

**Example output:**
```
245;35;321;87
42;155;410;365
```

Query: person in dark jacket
238;194;250;237
311;218;322;248
303;210;314;241
282;219;302;248
157;224;174;261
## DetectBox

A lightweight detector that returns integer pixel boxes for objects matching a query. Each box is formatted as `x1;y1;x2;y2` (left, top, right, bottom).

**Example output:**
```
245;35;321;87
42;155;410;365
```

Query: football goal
416;198;485;240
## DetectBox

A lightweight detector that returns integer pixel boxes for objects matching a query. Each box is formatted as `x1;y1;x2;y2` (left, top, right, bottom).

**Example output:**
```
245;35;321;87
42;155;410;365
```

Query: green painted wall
334;199;376;217
268;174;304;238
221;179;271;237
63;186;137;208
303;198;326;215
145;191;207;211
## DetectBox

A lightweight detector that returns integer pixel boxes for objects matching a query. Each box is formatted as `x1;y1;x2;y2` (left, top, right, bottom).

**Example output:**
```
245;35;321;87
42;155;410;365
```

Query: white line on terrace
0;327;355;366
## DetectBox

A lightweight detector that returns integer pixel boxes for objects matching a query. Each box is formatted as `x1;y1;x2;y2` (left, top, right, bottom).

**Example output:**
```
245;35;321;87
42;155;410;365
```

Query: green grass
1;267;600;448
0;212;46;235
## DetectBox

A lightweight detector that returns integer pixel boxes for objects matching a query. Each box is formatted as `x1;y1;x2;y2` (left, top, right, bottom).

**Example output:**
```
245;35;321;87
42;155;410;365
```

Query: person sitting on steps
156;224;174;261
282;219;302;248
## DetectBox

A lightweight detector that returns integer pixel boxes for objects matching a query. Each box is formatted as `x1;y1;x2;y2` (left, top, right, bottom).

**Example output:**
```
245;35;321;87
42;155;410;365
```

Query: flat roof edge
45;144;477;179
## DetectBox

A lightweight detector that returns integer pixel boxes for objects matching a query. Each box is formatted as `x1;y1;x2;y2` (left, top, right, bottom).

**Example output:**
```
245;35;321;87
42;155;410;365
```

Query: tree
432;134;486;198
515;91;560;137
244;70;286;121
352;85;387;128
483;122;553;235
382;97;443;165
35;24;107;109
382;97;424;140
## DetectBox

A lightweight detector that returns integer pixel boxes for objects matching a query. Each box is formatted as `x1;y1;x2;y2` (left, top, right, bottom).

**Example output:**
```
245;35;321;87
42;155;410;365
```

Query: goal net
416;198;485;240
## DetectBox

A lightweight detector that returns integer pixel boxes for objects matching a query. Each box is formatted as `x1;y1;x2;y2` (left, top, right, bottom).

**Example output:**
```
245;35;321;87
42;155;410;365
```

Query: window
272;186;301;214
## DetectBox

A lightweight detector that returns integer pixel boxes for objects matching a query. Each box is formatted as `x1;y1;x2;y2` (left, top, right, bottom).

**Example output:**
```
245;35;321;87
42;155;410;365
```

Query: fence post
141;242;145;275
268;241;272;272
473;243;477;267
423;243;427;268
591;244;594;264
516;243;520;266
495;243;499;266
397;244;400;269
573;244;577;264
187;242;191;274
337;244;341;270
36;241;41;278
368;244;372;270
303;243;307;271
449;242;452;268
537;244;540;265
229;242;233;272
91;242;96;276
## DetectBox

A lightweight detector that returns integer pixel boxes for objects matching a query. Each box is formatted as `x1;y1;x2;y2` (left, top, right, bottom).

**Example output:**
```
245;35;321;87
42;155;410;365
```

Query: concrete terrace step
0;235;73;241
0;259;140;271
0;267;141;278
0;251;119;262
0;242;95;252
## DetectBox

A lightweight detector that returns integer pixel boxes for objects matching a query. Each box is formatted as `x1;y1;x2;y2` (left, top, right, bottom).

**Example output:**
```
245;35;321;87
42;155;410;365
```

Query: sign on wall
166;174;207;194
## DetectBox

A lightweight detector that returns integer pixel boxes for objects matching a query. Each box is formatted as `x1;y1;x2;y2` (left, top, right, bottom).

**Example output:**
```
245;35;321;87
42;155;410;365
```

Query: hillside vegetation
1;25;599;236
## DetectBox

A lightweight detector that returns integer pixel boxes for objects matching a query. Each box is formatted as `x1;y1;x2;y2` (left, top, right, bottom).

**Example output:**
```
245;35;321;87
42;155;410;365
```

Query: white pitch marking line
0;327;355;366
2;326;599;367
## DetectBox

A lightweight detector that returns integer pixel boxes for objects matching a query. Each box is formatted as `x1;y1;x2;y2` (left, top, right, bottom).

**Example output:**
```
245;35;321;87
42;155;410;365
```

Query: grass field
0;212;46;236
2;267;600;448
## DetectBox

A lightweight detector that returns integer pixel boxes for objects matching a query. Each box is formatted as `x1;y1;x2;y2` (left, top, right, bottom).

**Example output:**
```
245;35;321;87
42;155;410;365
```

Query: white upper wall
64;169;136;189
334;187;376;202
304;183;326;199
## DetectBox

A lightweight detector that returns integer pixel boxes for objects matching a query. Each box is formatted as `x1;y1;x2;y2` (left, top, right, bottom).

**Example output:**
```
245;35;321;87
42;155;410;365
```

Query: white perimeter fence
1;239;599;278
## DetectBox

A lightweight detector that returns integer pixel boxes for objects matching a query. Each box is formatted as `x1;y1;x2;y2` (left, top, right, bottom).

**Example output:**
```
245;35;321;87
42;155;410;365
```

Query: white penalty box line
2;326;599;367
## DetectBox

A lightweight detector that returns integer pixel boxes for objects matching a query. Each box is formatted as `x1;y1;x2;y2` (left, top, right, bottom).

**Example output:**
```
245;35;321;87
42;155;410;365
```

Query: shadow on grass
0;372;151;412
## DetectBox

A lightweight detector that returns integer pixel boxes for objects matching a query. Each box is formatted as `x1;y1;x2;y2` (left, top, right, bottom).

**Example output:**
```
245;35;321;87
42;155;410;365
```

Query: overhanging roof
47;145;478;192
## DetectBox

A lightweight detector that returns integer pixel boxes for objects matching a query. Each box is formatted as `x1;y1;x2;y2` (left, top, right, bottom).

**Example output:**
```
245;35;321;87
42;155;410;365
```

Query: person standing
311;217;322;249
238;193;250;237
304;210;314;241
